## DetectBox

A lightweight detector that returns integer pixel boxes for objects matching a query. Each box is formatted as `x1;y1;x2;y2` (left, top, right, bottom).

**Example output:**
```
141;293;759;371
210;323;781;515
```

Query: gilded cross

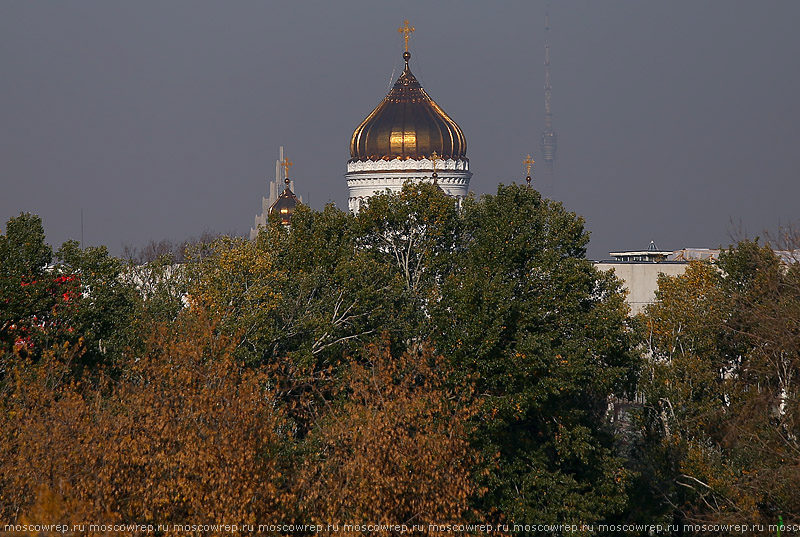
281;158;293;179
523;154;535;176
430;151;440;173
398;20;415;53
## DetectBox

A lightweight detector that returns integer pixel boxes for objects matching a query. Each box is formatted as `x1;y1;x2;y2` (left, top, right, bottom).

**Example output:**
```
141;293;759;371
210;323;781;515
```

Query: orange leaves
0;313;289;527
295;340;480;533
1;316;482;528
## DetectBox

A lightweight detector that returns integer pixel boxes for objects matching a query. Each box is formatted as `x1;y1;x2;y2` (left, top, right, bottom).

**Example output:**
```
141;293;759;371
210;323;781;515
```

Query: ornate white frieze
347;157;469;173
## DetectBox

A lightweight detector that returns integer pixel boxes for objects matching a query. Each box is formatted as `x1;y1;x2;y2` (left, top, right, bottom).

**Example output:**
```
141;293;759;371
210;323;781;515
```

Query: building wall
596;262;688;315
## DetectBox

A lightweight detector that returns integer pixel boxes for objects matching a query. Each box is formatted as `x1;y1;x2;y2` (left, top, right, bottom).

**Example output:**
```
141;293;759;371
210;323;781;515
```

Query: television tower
540;10;557;177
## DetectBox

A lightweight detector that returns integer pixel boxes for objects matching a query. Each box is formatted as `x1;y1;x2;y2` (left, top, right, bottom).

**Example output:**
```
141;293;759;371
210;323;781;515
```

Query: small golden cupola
345;20;472;213
269;157;300;225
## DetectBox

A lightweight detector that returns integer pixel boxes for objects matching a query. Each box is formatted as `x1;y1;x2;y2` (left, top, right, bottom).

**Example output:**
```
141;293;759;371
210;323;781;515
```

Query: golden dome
350;53;467;162
269;178;300;225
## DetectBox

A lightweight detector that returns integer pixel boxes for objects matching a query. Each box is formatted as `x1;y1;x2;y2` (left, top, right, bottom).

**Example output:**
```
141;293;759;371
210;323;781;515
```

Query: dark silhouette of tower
540;10;557;178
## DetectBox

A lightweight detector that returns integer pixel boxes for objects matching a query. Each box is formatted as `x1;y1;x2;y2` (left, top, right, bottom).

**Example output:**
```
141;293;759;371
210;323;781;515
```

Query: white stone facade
345;158;472;213
595;262;689;315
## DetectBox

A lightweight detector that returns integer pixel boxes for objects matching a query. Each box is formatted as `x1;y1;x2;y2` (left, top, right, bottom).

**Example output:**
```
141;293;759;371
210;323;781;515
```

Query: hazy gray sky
2;1;798;259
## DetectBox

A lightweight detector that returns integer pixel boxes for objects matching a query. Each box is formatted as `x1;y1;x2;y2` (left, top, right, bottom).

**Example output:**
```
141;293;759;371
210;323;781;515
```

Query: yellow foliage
0;313;289;530
295;340;480;534
0;320;483;531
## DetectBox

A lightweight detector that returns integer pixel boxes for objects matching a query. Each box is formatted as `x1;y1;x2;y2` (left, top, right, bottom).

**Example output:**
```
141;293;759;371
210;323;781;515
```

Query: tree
183;234;283;365
640;261;727;440
53;240;140;369
0;187;646;527
433;185;636;525
353;182;461;297
352;183;463;350
1;214;140;377
639;240;800;526
259;203;389;366
634;260;730;523
0;213;54;368
0;312;292;527
123;251;188;325
295;339;480;532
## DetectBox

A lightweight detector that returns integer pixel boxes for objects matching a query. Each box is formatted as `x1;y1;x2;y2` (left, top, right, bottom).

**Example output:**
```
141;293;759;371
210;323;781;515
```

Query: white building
596;243;721;315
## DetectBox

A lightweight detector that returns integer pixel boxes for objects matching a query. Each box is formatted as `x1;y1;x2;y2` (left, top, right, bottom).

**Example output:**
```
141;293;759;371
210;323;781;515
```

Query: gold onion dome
269;180;299;226
269;158;300;225
349;52;467;162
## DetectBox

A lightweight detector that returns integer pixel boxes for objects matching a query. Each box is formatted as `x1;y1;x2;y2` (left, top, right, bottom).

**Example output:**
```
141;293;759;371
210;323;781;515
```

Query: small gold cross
398;20;415;53
281;158;293;179
430;151;440;173
523;154;535;176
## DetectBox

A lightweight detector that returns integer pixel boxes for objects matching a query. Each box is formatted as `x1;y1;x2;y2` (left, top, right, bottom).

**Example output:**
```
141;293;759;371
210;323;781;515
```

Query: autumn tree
0;312;292;528
295;339;480;533
639;261;728;439
271;184;638;525
639;240;800;526
182;234;288;367
1;187;645;528
1;305;484;531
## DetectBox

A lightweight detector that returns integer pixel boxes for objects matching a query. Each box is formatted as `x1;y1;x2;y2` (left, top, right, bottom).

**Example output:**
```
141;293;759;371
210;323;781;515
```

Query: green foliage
1;213;54;367
183;235;283;365
351;182;463;344
432;185;636;524
1;188;640;525
184;206;390;368
642;261;728;436
125;253;188;325
182;184;636;523
262;204;390;365
54;240;139;368
1;214;138;378
353;182;461;294
0;213;52;279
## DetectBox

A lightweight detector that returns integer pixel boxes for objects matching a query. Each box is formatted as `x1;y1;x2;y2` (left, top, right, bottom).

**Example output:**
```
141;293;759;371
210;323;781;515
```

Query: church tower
345;21;472;213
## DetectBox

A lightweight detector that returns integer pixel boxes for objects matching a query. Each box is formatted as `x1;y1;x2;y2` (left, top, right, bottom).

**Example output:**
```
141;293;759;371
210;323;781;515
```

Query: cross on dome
430;151;440;173
398;20;415;53
523;154;535;187
523;154;535;176
280;158;293;182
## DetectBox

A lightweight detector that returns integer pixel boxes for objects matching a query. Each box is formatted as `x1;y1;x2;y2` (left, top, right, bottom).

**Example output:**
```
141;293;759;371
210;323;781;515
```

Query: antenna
540;7;557;178
81;208;84;248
